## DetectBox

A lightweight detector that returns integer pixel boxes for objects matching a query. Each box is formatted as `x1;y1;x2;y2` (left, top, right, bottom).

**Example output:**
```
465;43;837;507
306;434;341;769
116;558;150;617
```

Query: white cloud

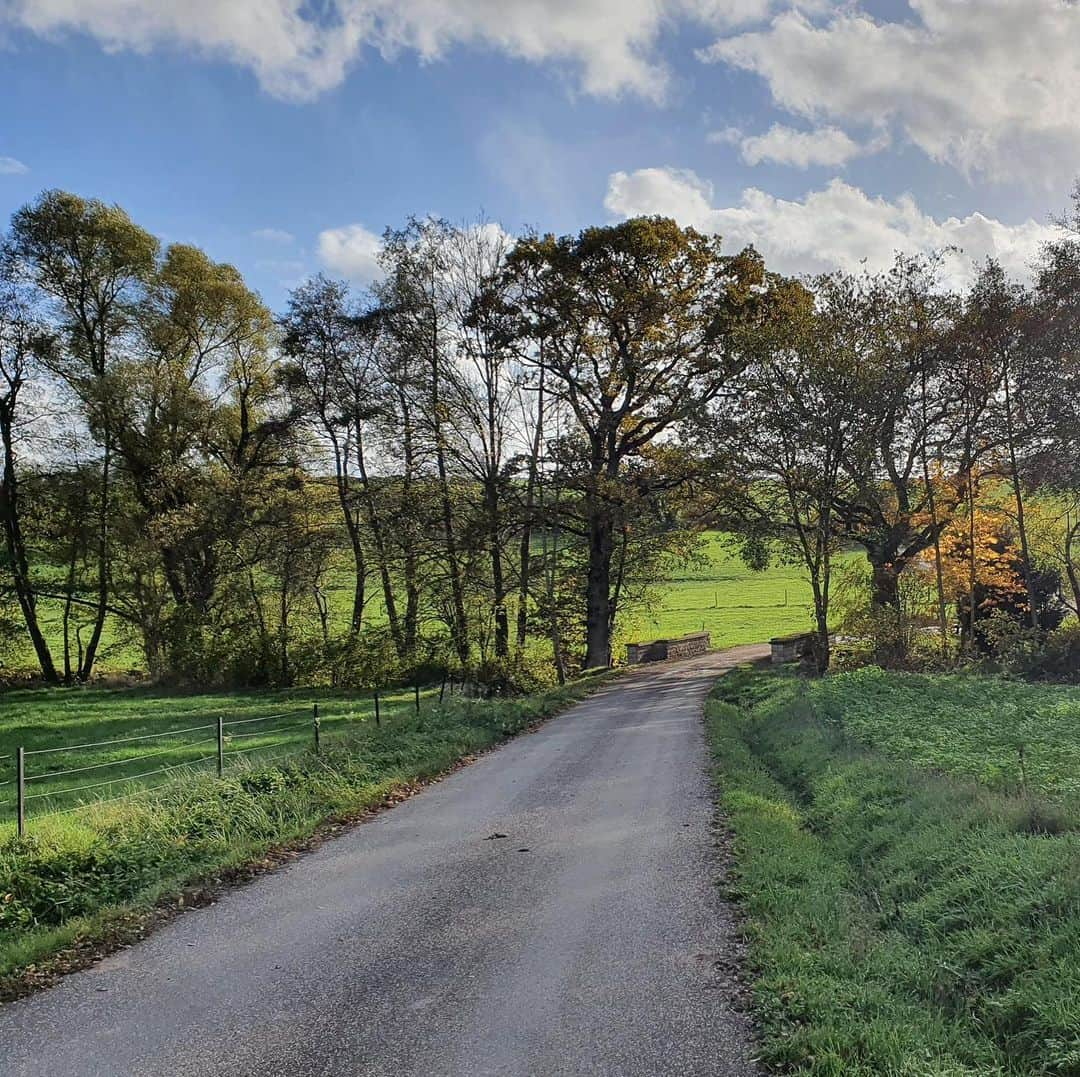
252;227;294;243
701;1;1080;184
711;123;876;168
0;0;802;104
317;223;383;283
604;167;1061;289
0;156;29;175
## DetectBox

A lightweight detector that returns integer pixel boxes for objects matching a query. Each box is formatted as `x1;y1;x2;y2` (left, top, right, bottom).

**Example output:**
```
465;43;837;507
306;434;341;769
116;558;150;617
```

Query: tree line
2;187;1079;687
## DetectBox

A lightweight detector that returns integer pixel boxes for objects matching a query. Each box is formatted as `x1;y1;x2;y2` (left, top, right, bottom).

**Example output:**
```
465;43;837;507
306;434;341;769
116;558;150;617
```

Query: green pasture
0;683;434;827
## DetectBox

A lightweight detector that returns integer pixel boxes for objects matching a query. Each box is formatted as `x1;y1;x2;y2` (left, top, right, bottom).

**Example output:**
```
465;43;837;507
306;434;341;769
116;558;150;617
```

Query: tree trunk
869;558;902;611
920;369;950;658
584;506;614;669
811;585;830;674
278;568;291;688
0;418;59;683
78;439;111;681
966;463;979;648
1002;370;1038;628
355;432;404;656
1065;515;1080;616
62;543;77;684
431;401;469;665
248;568;271;683
517;368;544;649
488;476;508;658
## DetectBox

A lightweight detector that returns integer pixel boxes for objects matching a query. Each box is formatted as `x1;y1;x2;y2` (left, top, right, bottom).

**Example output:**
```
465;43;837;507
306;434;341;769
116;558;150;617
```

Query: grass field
709;666;1080;1075
0;683;436;827
635;532;839;647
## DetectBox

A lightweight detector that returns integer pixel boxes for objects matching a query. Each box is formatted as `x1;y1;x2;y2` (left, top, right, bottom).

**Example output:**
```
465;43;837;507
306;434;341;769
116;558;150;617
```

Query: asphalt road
0;645;767;1077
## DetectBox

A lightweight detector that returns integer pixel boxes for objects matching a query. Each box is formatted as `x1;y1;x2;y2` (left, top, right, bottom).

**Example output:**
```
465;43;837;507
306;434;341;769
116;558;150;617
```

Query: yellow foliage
917;502;1022;605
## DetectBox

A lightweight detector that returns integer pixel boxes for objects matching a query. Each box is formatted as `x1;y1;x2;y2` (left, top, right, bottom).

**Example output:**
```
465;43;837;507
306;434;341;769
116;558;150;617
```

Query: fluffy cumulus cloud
0;156;29;174
701;0;1080;184
317;222;383;283
0;0;818;103
710;123;873;168
604;167;1061;288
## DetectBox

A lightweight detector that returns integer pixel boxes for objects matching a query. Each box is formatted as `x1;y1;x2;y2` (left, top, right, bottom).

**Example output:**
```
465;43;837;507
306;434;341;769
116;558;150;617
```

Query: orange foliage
918;506;1022;606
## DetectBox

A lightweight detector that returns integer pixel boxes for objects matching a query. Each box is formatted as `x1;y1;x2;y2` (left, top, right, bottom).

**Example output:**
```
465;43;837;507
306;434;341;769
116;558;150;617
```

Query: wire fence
1;706;325;837
0;677;461;837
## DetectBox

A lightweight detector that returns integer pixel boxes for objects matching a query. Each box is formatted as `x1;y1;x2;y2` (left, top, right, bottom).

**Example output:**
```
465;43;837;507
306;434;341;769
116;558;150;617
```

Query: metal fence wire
4;706;321;837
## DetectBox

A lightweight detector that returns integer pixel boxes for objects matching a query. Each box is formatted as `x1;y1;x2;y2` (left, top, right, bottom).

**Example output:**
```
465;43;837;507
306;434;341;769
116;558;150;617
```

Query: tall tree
0;260;59;682
8;190;158;679
445;222;522;657
378;218;472;664
706;273;851;672
973;263;1047;626
506;218;776;668
281;275;375;634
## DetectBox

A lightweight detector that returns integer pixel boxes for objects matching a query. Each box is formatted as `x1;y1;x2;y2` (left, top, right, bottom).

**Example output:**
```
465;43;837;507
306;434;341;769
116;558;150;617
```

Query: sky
1;0;1078;308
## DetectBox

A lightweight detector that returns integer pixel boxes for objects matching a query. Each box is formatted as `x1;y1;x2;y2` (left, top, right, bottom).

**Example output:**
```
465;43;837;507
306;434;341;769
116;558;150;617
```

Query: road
0;645;767;1077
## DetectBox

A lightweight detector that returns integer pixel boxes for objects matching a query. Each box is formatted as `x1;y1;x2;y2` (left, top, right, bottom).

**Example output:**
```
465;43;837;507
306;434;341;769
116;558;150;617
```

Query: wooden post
439;676;446;704
313;703;321;755
216;716;225;777
414;683;421;715
373;689;381;727
16;746;25;839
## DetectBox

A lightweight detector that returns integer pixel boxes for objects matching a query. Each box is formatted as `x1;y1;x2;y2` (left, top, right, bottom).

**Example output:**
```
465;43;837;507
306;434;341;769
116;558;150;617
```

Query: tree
505;219;774;668
706;272;854;672
444;222;521;658
281;275;375;634
8;190;158;679
962;262;1044;628
378;218;472;665
0;258;59;682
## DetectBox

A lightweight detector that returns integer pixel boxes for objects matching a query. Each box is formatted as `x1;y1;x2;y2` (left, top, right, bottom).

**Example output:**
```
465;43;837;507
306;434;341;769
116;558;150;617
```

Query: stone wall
625;631;711;665
770;632;815;664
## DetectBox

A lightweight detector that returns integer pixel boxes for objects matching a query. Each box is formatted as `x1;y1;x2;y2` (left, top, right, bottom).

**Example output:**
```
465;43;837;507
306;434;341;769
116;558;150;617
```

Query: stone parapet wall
626;631;710;665
770;632;815;664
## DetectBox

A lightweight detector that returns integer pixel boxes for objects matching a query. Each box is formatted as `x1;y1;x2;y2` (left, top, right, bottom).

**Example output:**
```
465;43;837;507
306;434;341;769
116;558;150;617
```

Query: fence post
16;746;25;839
217;716;225;777
414;683;420;715
373;689;381;727
439;675;446;704
313;703;321;755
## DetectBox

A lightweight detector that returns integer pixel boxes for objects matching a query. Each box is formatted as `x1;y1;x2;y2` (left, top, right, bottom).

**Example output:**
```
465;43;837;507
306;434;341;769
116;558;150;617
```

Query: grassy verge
707;666;1080;1076
0;674;608;997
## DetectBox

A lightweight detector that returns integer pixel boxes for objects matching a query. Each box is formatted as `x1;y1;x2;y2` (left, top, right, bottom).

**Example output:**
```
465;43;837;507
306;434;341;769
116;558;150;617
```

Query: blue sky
2;1;1078;306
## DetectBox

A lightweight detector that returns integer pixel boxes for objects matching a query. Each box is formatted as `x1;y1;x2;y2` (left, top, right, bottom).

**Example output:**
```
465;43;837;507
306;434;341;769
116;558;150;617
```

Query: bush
984;618;1080;683
466;650;560;696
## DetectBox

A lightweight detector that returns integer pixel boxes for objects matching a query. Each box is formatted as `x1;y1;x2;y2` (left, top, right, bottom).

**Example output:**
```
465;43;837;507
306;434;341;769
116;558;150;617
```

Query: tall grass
708;667;1080;1075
